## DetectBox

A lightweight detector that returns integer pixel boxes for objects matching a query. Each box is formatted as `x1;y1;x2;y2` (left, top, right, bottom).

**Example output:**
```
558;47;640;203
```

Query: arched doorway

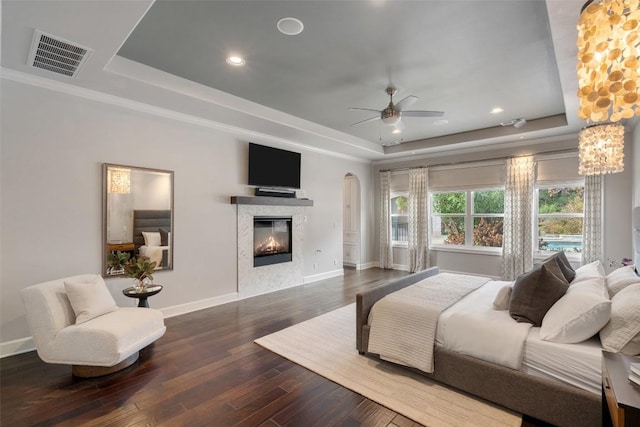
343;173;361;267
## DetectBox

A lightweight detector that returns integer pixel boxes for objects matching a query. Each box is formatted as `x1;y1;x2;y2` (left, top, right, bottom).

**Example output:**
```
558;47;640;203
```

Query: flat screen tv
248;143;301;189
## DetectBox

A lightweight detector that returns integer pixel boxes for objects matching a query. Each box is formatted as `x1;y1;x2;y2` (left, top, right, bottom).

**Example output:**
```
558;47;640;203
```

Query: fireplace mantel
230;196;313;207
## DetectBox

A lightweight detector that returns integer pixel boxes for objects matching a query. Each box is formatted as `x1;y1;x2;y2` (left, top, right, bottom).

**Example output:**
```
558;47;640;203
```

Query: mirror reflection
103;164;174;277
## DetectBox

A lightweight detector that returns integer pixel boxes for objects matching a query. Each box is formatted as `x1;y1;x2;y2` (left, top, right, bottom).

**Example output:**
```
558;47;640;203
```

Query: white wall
0;78;374;348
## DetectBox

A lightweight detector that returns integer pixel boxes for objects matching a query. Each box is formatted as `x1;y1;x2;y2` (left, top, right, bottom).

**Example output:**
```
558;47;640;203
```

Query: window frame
533;180;585;263
390;191;409;247
429;186;504;253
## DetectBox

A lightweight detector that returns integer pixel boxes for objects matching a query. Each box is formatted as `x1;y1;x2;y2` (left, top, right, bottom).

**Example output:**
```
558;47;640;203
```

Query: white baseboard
1;337;36;358
0;292;240;359
393;264;410;271
303;268;344;284
356;261;379;270
1;270;353;359
160;292;239;318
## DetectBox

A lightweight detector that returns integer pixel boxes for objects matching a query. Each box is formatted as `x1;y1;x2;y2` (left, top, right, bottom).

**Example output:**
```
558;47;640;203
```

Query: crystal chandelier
578;123;625;175
577;0;639;123
108;168;131;194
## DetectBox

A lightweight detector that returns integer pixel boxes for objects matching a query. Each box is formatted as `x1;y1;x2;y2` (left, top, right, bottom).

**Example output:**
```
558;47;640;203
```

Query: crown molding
0;67;371;164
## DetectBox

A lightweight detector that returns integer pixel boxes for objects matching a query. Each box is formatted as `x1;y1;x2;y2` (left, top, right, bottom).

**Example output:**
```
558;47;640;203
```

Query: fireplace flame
255;235;286;256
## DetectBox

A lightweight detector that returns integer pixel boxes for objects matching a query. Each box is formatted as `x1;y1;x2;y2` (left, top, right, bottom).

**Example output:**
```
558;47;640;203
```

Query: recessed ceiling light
277;17;304;35
226;55;246;66
491;107;504;114
433;119;448;126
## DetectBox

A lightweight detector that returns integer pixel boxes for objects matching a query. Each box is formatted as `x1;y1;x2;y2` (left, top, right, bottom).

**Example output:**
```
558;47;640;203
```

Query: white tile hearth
237;204;305;298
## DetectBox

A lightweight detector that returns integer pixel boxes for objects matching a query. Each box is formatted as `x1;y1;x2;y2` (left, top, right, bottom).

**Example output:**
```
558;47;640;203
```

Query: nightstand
602;351;640;427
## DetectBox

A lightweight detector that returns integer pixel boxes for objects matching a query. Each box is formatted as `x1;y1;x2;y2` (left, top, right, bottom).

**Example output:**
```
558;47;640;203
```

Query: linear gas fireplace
253;216;292;267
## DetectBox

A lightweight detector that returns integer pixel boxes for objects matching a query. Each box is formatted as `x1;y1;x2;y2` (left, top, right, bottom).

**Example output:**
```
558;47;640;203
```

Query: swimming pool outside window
535;184;584;255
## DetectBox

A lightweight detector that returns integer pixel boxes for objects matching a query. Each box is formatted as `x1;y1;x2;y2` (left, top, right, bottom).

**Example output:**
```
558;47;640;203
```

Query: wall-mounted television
248;143;301;189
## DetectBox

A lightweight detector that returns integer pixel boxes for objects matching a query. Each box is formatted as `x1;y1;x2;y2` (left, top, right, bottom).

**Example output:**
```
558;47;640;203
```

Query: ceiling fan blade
400;110;445;117
395;95;419;111
348;107;381;113
350;116;380;126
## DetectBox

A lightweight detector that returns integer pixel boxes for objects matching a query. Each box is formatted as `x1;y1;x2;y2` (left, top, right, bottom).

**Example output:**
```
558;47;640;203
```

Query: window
535;184;584;255
431;192;465;245
473;190;504;248
391;194;409;243
430;189;504;248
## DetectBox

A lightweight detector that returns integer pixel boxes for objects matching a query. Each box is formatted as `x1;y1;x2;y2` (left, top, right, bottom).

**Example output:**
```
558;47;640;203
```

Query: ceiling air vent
27;30;93;78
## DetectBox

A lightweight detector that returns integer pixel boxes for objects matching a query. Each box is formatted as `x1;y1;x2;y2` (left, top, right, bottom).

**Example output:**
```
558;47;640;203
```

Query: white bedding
371;275;603;395
435;279;602;394
522;328;602;395
139;245;170;267
436;280;532;369
368;273;491;373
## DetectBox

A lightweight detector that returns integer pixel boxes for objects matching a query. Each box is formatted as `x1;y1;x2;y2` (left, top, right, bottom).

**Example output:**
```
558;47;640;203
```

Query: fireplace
253;216;292;267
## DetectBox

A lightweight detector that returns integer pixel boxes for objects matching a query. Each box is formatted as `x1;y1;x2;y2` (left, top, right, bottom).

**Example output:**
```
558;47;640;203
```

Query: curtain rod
378;148;577;173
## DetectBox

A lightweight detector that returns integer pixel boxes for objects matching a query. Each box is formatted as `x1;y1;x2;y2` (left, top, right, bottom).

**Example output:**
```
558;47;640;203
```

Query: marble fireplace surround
231;196;313;298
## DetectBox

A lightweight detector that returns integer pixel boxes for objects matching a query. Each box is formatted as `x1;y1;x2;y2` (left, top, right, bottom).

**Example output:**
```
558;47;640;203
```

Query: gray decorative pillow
544;251;576;283
509;258;569;326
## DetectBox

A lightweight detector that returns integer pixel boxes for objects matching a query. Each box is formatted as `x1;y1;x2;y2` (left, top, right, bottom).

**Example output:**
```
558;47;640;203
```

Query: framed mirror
103;164;174;277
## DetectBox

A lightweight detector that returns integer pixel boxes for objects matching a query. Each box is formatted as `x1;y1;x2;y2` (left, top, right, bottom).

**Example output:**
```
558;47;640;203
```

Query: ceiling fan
348;86;444;130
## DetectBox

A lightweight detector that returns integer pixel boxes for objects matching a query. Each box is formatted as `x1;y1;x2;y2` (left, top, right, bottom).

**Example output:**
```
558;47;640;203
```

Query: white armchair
21;274;166;377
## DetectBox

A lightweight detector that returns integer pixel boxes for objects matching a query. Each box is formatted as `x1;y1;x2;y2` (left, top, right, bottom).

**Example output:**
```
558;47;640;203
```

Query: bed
133;209;172;268
356;207;640;427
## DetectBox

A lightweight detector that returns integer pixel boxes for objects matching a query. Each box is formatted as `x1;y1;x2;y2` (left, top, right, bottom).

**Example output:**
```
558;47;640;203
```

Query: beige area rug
255;304;521;427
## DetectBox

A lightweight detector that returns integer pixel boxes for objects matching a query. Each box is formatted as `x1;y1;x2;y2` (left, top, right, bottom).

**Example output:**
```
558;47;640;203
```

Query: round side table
122;285;163;308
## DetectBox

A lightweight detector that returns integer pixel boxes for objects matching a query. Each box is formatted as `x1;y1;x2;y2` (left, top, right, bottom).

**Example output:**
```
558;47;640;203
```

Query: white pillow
142;231;161;247
540;277;611;344
606;265;640;298
492;285;512;310
571;260;605;285
64;275;118;324
600;283;640;355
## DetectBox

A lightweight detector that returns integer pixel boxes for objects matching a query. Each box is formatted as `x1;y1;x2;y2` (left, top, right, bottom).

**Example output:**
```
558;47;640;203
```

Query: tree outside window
473;190;504;248
537;186;584;253
431;192;465;245
431;189;504;248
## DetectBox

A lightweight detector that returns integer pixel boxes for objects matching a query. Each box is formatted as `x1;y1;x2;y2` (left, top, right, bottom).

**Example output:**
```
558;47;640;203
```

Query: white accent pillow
571;260;605;285
606;265;640;298
540;277;611;344
64;275;118;325
600;283;640;355
142;231;161;247
492;284;512;310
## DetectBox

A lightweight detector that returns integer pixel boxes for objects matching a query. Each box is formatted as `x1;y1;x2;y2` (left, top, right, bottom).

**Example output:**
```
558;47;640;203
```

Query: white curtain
502;156;534;280
379;171;393;269
582;174;602;264
408;167;429;272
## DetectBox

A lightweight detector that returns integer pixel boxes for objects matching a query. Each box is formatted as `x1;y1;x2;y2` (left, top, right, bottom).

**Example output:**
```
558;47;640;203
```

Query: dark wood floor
1;268;547;426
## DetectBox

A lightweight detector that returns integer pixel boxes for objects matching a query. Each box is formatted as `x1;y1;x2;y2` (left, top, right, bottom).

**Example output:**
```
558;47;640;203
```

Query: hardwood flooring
1;268;546;426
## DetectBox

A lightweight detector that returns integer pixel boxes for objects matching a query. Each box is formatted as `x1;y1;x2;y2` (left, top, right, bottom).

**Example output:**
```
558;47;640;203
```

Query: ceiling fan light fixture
381;115;401;126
